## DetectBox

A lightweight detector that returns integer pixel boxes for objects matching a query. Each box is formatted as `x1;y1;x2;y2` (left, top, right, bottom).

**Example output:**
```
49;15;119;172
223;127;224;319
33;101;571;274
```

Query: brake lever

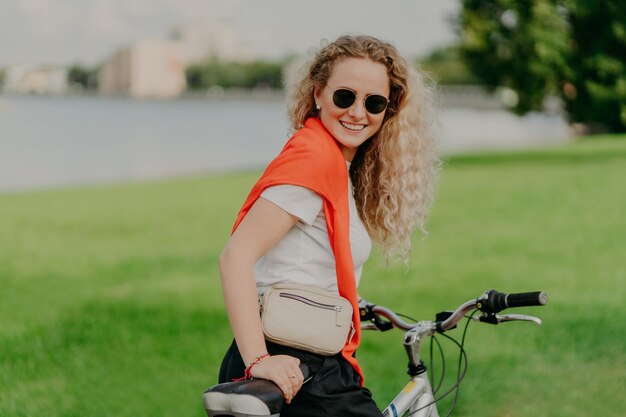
472;313;542;325
359;299;395;331
498;314;542;325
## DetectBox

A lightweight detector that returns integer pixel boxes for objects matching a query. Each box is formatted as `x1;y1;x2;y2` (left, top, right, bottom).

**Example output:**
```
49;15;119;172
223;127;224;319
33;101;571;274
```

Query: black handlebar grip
481;290;548;313
506;291;548;308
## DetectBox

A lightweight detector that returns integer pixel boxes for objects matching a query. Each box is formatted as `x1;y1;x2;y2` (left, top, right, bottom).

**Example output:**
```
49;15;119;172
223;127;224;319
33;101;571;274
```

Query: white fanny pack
260;283;355;356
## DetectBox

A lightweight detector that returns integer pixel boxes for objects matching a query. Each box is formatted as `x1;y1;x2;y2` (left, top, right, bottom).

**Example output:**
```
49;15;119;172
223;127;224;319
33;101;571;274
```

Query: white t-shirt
254;167;372;296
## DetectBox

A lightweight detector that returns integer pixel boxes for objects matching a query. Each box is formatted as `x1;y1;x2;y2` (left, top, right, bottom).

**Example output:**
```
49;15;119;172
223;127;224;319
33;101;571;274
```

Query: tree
417;46;481;85
458;0;626;132
563;1;626;131
67;65;99;90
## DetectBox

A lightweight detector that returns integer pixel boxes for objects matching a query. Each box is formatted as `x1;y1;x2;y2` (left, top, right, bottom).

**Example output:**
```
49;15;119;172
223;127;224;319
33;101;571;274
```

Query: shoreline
2;85;509;108
5;134;624;196
0;88;286;102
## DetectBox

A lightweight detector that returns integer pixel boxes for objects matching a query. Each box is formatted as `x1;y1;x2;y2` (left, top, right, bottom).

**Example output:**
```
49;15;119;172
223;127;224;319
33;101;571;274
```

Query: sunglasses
329;87;390;115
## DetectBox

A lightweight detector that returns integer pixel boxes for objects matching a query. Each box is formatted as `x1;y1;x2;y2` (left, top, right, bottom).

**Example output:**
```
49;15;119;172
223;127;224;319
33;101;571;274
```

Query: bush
186;58;286;91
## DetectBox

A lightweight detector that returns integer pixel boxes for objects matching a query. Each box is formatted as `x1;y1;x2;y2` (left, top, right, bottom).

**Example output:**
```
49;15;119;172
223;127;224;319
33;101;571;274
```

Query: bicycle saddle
203;365;311;417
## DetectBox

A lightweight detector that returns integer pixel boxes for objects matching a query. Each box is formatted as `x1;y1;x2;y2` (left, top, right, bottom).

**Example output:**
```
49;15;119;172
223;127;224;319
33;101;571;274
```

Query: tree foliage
417;46;481;85
186;58;286;91
67;65;99;90
459;0;626;132
564;1;626;131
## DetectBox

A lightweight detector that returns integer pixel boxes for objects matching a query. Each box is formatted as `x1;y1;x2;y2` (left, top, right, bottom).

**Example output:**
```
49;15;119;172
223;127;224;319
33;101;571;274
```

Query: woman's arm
219;197;304;403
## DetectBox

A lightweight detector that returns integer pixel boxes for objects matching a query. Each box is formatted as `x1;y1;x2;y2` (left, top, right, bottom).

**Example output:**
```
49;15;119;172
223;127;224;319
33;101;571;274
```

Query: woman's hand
250;354;304;404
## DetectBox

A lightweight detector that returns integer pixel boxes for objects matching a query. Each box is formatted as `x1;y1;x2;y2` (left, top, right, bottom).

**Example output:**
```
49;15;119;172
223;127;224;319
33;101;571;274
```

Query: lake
0;94;570;192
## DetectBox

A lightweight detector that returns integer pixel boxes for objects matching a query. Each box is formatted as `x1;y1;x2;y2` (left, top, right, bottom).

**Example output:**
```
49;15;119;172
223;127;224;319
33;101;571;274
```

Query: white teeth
340;121;365;131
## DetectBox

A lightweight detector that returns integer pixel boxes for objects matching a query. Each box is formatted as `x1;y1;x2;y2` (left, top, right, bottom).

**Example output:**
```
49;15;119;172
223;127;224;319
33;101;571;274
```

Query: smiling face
314;57;390;161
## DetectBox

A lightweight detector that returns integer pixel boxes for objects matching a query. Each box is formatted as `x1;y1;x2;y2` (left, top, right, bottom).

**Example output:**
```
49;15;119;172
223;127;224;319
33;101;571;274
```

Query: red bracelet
232;353;270;381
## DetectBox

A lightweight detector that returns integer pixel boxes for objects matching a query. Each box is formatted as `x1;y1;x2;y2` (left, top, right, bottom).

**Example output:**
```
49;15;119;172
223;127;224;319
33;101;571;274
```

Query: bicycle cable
429;333;446;395
441;310;474;417
406;310;475;417
395;312;419;323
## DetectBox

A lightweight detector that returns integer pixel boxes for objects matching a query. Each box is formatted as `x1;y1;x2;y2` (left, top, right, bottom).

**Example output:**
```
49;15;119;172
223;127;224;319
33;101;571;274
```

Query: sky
0;0;461;67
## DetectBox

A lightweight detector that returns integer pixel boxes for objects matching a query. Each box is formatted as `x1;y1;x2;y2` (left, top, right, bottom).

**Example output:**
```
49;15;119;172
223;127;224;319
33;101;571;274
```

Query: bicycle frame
382;372;439;417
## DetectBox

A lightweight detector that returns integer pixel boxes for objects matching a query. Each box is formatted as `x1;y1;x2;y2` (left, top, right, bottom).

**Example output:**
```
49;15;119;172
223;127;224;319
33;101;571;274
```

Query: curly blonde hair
285;35;439;262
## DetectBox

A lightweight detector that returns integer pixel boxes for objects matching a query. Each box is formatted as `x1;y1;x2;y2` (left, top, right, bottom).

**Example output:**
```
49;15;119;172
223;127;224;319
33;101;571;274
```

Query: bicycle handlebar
361;289;548;333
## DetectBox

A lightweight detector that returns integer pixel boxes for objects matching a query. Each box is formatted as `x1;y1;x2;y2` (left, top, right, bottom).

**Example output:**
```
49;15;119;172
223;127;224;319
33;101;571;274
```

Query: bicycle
203;289;548;417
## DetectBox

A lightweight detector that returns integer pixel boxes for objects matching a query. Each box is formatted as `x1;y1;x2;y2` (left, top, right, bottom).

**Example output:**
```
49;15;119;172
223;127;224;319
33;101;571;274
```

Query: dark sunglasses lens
332;89;356;109
365;95;389;114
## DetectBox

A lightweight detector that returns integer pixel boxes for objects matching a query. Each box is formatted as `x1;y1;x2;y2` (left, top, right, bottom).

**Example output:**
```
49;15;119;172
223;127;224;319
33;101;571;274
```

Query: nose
347;97;366;120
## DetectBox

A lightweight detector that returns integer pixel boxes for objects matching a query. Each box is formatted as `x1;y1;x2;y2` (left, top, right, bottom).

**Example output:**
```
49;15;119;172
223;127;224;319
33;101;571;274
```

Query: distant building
171;20;255;65
99;39;186;99
2;65;68;94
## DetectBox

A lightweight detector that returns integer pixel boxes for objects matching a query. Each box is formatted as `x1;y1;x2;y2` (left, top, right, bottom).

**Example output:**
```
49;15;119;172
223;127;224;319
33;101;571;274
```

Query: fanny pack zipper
279;292;344;326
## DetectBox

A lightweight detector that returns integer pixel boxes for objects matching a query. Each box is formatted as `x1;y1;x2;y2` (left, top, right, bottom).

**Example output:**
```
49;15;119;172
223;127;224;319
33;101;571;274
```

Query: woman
218;35;438;416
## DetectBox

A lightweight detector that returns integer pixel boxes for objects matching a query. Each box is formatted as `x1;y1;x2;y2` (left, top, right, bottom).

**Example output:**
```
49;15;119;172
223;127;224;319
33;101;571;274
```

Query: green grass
1;136;625;417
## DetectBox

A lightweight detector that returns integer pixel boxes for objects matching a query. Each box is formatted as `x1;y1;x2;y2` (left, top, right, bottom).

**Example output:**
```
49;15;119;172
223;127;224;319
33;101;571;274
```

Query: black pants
219;340;383;417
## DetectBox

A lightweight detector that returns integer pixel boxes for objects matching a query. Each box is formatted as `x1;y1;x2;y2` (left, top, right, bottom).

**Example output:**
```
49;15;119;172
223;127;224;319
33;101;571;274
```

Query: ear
313;86;322;105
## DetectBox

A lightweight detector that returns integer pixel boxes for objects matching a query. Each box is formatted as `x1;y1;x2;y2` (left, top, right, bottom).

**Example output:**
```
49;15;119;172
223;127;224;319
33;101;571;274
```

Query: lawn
1;135;625;417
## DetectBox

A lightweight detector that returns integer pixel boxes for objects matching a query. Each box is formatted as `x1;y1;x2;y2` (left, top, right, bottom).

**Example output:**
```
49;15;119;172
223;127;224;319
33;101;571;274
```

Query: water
0;94;570;192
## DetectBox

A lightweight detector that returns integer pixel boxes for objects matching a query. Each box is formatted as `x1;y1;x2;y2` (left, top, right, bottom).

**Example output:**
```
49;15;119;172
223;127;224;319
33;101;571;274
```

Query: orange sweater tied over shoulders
231;117;365;385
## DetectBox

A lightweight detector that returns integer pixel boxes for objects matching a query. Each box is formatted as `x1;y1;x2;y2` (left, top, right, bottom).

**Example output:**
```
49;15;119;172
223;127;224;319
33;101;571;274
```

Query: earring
316;104;321;110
